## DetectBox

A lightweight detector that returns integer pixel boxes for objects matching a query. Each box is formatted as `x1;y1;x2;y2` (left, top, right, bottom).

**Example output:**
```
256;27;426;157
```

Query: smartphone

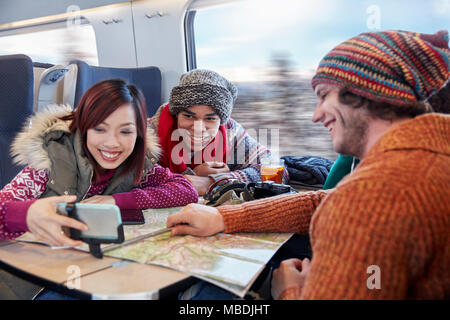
121;209;145;225
57;202;124;243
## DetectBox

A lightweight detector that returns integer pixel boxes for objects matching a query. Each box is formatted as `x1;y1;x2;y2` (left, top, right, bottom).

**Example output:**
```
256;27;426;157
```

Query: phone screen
121;209;145;225
58;203;123;241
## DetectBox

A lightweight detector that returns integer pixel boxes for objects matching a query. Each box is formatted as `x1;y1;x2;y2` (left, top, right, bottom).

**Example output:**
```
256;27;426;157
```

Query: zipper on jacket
81;170;94;201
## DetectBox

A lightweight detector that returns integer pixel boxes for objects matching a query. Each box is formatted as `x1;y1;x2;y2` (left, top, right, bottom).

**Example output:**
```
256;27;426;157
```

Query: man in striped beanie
312;30;449;106
309;30;449;158
167;30;450;300
270;30;450;299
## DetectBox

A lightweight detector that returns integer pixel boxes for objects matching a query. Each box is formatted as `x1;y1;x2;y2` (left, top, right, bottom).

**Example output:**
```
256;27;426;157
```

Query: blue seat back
0;54;34;188
71;60;162;117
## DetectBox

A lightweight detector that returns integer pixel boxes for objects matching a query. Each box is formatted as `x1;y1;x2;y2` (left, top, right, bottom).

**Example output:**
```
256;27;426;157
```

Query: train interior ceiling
0;0;201;110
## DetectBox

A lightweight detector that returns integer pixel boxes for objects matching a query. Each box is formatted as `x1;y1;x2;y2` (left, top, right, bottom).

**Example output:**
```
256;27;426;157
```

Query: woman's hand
80;195;116;205
271;258;311;300
166;203;225;237
26;195;88;247
193;162;230;176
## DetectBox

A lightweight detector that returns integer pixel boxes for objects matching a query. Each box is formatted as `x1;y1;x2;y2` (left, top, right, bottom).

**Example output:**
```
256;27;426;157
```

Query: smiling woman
0;78;198;300
64;79;148;184
0;79;198;248
86;105;138;170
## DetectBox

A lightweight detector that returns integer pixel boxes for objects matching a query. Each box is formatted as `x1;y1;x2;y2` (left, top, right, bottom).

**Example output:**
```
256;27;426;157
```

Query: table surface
0;240;193;299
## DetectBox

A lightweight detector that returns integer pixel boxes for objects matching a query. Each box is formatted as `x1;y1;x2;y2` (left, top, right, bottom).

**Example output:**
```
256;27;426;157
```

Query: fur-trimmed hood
10;104;161;170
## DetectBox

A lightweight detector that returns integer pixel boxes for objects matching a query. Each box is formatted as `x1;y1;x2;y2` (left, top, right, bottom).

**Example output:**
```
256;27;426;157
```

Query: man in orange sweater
167;30;450;299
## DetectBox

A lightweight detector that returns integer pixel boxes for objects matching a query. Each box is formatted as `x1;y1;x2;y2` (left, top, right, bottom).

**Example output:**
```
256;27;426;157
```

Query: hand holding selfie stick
57;202;125;259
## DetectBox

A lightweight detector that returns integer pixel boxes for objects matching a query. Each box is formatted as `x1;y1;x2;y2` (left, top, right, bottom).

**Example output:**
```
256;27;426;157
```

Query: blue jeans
179;281;236;300
34;289;77;300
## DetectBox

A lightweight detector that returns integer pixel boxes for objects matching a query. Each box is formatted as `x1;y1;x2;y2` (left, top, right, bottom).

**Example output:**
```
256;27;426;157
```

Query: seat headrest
70;60;162;116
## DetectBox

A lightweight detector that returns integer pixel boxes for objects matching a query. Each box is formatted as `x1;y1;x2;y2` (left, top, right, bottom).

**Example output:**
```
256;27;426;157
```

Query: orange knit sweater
218;114;450;299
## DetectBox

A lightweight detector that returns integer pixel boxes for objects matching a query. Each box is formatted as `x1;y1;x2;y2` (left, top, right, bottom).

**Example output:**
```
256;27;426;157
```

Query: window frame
0;18;98;65
184;9;197;71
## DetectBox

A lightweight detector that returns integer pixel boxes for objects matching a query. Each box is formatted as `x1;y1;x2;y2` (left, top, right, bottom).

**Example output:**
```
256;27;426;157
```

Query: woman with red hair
0;79;198;248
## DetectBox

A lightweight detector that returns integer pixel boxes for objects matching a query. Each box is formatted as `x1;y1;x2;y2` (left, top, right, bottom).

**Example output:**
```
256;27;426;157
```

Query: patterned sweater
149;104;288;183
0;164;198;241
218;114;450;299
0;105;198;241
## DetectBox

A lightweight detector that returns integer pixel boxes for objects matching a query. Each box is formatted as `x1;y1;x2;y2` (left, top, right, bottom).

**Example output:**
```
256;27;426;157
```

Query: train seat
0;54;34;188
33;62;78;112
69;60;162;117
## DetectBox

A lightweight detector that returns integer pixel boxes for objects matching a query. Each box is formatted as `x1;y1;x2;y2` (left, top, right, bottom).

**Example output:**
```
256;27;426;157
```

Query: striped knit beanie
312;30;450;106
169;69;238;124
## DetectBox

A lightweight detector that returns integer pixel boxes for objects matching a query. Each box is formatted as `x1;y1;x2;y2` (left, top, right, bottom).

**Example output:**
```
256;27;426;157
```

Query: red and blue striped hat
312;30;450;105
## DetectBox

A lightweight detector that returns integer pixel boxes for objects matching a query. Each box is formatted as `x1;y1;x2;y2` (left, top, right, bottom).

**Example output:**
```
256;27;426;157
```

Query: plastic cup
260;158;284;184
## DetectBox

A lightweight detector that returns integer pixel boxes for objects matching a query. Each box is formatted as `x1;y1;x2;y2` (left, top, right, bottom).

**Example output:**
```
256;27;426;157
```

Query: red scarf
157;104;228;174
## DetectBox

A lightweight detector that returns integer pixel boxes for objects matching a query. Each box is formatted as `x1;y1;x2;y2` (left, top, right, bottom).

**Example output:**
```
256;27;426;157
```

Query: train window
187;0;449;160
0;23;98;66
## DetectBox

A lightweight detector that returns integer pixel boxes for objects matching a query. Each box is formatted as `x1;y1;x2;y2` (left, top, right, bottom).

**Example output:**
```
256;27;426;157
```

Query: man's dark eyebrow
182;110;218;117
316;87;326;97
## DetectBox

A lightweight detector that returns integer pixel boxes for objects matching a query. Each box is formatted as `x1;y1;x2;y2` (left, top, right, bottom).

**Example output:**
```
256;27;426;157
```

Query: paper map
17;206;292;297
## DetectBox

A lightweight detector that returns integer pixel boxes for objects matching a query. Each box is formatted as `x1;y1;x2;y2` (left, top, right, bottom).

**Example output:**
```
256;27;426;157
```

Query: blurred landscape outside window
0;23;98;66
191;0;450;161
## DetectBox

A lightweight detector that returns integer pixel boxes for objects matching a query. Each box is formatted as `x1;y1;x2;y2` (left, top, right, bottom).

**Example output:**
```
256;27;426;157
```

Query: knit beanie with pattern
169;69;238;124
312;30;450;106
